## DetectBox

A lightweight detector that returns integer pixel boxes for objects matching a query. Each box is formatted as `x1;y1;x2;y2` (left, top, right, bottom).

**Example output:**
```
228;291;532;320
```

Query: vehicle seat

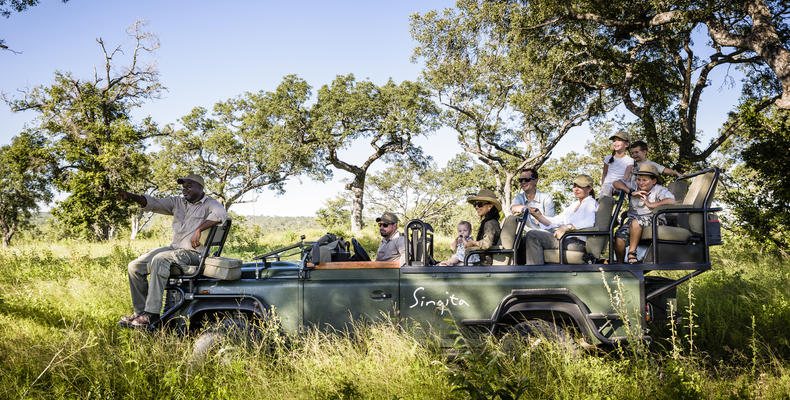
169;219;233;277
543;195;616;264
406;220;435;266
640;169;719;263
493;215;520;265
640;170;717;242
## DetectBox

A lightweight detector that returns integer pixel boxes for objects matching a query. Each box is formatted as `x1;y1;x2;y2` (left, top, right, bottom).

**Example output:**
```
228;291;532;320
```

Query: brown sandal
118;313;141;328
130;313;160;329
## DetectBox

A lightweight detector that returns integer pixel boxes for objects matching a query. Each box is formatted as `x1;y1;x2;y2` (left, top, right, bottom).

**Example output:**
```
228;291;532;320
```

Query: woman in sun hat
464;189;502;265
523;174;599;265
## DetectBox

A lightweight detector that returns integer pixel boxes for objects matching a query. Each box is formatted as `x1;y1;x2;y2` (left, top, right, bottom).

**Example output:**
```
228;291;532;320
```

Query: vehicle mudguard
183;294;269;329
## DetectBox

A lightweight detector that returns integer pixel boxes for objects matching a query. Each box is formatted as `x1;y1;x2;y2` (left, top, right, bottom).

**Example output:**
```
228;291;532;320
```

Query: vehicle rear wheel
502;319;579;354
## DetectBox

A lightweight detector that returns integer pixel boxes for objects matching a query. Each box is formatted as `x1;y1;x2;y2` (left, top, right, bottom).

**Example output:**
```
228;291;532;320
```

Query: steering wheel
351;238;371;262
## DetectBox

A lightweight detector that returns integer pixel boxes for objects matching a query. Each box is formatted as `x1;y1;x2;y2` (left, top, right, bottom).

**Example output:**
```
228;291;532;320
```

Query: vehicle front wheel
191;315;252;363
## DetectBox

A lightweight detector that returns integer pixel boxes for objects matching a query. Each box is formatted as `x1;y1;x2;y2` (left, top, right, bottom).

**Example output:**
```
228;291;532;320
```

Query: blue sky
1;1;742;216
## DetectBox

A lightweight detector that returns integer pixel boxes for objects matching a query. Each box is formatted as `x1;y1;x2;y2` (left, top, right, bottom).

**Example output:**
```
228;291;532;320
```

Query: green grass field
2;225;790;399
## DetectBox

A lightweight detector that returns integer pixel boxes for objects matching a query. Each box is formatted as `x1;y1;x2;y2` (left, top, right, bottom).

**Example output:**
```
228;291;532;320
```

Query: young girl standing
600;131;634;197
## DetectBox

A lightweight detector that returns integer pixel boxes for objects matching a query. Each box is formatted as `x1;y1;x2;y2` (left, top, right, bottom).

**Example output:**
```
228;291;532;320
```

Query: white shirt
543;196;598;242
603;154;635;185
512;190;555;229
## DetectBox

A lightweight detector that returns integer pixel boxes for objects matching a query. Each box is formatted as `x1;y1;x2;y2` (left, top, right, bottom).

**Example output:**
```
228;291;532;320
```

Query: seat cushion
544;249;586;264
543;240;587;264
639;225;692;242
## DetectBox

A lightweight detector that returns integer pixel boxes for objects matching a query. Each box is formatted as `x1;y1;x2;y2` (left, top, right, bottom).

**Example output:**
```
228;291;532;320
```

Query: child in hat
600;131;634;197
614;164;677;264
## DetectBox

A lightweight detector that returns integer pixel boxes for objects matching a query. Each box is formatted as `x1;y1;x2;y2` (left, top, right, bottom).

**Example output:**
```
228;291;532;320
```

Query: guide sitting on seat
117;174;227;329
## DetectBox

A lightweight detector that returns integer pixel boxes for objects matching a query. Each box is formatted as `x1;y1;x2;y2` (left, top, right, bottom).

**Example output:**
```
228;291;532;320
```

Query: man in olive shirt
117;174;227;328
375;212;406;264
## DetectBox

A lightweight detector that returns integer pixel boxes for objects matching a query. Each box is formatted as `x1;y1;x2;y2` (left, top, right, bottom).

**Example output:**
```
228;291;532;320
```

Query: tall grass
2;226;790;398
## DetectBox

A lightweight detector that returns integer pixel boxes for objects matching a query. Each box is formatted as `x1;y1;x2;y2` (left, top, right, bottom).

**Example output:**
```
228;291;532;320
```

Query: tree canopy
0;130;53;246
310;74;440;232
154;75;327;210
489;0;788;171
411;0;614;210
4;21;162;240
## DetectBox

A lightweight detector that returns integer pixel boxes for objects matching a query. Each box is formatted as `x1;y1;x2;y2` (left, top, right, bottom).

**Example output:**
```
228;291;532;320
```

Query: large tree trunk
2;228;14;248
706;0;790;109
501;170;517;212
348;174;366;233
129;209;152;240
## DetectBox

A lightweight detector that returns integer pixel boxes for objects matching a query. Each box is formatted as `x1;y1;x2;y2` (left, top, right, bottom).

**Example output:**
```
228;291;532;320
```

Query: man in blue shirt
510;168;555;229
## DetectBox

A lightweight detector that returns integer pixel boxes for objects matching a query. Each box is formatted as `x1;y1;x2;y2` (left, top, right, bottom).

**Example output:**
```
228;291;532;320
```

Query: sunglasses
519;177;536;183
474;202;489;208
378;223;391;227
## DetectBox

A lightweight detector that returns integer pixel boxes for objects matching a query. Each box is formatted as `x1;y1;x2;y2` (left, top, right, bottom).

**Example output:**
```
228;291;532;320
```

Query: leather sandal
627;251;639;264
118;313;141;328
130;312;160;329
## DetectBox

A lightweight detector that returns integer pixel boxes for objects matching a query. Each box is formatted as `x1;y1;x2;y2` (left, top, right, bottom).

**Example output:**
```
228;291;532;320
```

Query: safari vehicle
158;168;722;347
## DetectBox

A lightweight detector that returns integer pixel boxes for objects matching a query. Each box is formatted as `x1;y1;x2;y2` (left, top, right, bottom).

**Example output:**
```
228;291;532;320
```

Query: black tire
191;314;253;363
502;319;579;352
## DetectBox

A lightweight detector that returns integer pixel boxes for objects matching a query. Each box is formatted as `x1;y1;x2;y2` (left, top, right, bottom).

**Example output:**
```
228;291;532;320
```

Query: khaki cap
376;212;399;224
177;174;205;188
634;163;659;178
572;174;594;188
609;131;630;142
466;189;503;212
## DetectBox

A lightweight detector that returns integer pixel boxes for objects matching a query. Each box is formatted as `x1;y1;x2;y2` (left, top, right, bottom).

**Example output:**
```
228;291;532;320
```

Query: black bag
310;233;351;263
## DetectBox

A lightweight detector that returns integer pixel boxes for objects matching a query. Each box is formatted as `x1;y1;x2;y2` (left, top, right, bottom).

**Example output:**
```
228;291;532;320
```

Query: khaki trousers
127;246;201;314
524;230;586;265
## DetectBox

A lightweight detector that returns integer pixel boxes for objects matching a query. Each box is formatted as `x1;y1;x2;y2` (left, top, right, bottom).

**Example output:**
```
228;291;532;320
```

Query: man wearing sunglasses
375;212;406;264
510;168;555;229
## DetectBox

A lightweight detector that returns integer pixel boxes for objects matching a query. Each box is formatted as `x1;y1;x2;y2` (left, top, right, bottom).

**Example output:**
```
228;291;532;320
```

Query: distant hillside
238;215;317;232
29;212;316;234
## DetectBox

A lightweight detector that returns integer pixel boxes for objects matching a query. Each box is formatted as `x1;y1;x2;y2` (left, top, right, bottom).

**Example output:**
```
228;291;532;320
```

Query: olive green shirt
375;231;406;265
468;219;501;265
142;194;227;254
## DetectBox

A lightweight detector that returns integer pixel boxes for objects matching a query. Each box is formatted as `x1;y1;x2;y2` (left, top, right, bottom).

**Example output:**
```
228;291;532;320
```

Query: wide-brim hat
572;174;594;188
634;163;659;178
609;131;630;143
376;212;399;224
177;174;205;188
466;189;502;212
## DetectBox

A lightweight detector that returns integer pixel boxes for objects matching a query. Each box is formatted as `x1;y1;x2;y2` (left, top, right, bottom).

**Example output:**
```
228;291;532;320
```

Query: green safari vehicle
158;168;722;347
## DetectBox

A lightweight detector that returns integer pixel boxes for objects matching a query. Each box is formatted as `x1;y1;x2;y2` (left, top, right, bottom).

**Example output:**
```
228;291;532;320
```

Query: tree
411;0;613;211
0;0;68;53
5;21;162;240
310;74;440;232
365;155;493;234
154;75;327;211
498;0;788;171
0;131;53;246
720;105;790;253
315;195;351;232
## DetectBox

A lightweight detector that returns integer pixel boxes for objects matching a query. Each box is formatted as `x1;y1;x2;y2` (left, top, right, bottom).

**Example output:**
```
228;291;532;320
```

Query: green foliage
3;232;790;398
411;0;614;209
5;22;162;241
720;107;790;253
0;131;53;246
363;154;492;235
154;75;328;209
310;74;440;231
315;195;351;232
